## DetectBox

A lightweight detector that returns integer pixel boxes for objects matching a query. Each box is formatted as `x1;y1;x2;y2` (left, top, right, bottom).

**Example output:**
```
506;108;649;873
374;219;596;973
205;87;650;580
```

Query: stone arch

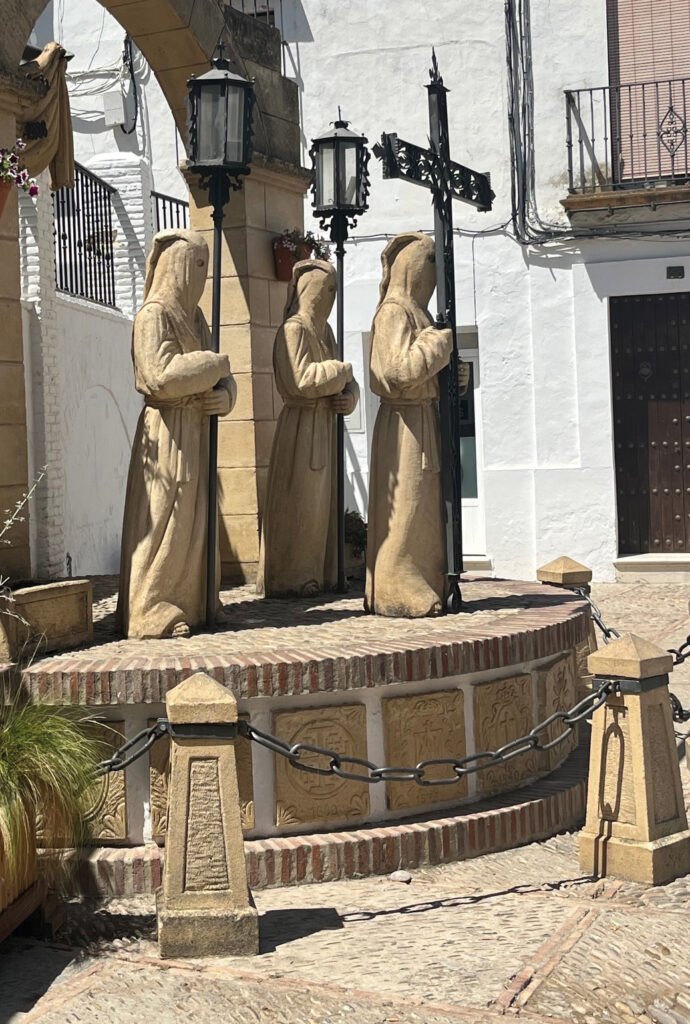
0;0;304;582
1;0;296;162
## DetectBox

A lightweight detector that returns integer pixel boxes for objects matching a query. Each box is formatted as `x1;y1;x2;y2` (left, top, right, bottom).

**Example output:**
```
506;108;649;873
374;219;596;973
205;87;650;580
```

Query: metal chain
236;679;616;787
572;586;690;724
97;682;617;780
97;719;168;775
571;588;621;645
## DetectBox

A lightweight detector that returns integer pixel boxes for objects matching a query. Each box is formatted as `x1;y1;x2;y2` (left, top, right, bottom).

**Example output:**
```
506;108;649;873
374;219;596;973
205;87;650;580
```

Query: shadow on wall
279;0;313;161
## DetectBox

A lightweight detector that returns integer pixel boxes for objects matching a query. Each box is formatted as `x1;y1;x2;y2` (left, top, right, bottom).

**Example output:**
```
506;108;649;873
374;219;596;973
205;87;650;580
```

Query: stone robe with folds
257;315;358;596
117;302;232;638
366;298;453;617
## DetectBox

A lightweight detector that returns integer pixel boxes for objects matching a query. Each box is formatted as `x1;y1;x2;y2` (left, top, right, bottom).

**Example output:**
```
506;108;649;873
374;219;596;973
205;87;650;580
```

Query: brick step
61;746;588;897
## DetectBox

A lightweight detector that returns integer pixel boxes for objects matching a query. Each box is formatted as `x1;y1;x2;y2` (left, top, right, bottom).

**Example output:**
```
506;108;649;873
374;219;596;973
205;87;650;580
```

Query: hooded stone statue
257;259;359;597
365;232;453;618
117;229;236;639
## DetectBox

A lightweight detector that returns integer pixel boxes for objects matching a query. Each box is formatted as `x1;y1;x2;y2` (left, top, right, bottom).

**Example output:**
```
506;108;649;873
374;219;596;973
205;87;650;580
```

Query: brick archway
0;0;304;583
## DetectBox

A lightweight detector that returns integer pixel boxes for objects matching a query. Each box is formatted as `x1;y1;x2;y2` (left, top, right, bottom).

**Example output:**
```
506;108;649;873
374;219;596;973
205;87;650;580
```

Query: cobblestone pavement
4;580;690;1024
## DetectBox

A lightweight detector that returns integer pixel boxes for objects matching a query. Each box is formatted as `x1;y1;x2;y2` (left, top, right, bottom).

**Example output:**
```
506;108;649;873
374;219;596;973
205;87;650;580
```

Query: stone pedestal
579;634;690;885
157;672;258;958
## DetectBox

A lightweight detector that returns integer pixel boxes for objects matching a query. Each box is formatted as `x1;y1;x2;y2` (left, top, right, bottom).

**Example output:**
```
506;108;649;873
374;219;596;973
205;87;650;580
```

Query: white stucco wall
283;0;690;581
54;294;140;576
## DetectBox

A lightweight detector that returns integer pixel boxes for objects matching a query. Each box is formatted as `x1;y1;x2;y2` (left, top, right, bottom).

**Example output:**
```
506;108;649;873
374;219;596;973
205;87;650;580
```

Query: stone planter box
0;580;93;660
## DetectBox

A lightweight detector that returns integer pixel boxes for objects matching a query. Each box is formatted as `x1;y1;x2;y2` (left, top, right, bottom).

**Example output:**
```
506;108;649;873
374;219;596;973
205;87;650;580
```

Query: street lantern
310;114;370;218
186;45;255;631
187;47;255;176
309;113;370;594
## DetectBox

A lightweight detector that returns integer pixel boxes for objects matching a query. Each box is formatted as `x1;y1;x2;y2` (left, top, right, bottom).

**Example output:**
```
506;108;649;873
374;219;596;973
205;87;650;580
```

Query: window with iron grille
152;190;189;232
53;163;117;308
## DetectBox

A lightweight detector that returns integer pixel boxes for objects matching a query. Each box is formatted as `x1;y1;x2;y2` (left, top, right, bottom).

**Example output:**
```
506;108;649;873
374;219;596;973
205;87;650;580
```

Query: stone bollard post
157;672;259;958
579;634;690;885
536;555;593;592
537;556;597;696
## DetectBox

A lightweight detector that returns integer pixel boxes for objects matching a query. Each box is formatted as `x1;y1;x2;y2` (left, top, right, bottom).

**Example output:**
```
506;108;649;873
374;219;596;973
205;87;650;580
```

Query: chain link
96;719;168;775
98;681;617;781
237;679;617;787
572;588;621;645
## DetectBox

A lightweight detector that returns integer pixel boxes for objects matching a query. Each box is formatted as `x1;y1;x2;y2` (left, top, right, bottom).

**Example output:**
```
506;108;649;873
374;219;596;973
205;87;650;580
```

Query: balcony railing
152;190;189;232
565;77;690;194
53;163;116;307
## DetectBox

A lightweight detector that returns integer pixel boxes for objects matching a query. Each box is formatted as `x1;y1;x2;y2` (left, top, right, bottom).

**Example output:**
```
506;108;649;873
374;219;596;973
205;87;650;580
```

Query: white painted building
21;0;690;584
282;0;690;582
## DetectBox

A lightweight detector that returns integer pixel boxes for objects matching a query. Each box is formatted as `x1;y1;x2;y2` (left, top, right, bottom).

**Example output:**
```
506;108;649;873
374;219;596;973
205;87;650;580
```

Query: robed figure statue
365;232;454;618
257;259;360;597
117;229;236;639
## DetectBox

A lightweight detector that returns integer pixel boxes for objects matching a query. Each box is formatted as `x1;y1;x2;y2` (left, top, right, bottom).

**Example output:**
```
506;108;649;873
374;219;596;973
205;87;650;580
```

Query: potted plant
272;228;332;281
344;508;367;572
0;139;38;219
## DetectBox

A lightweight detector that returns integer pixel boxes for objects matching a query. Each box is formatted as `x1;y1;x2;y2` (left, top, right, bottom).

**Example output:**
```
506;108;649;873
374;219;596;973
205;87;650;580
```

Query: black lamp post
186;45;255;630
309;112;370;592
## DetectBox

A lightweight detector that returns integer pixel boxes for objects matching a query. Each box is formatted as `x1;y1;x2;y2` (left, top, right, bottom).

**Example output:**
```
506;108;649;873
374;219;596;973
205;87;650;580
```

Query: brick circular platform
15;576;592;856
21;577;589;705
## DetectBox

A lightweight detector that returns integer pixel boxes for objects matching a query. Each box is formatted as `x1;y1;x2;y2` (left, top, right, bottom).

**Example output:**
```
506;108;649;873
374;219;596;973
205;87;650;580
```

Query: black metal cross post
374;51;494;612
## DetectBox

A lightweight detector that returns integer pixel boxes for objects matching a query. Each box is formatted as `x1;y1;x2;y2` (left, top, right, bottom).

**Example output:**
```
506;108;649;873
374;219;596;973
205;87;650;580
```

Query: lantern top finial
213;42;230;71
313;112;367;143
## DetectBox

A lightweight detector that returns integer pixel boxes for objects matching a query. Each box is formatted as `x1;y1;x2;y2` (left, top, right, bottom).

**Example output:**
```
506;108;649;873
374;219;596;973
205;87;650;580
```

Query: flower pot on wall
0;181;13;220
272;238;313;281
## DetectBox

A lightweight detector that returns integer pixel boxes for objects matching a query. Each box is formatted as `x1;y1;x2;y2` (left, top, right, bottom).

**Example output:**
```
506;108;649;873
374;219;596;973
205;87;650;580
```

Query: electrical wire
503;0;690;246
120;35;139;135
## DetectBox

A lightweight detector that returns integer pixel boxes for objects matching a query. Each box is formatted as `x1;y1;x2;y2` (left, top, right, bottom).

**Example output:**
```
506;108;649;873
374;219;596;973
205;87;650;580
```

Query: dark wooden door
611;292;690;555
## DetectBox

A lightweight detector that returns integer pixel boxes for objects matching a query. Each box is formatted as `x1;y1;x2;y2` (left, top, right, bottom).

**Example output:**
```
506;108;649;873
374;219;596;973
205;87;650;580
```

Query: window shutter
608;0;690;85
607;0;690;181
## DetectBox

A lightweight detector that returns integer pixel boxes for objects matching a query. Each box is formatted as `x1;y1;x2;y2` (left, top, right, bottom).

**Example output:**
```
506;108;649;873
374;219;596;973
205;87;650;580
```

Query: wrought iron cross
373;51;494;612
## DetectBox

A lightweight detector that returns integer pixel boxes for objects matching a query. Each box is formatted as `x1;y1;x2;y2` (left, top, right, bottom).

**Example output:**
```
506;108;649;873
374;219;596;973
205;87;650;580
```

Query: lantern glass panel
197;83;225;163
225;85;245;165
338;140;359;206
317;141;335;208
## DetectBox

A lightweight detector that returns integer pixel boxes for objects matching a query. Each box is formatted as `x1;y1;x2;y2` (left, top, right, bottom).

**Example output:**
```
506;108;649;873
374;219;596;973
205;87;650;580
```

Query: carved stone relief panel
536;650;578;773
149;714;254;843
473;675;537;797
382;689;467;811
183;759;230;892
273;704;370;827
36;720;127;845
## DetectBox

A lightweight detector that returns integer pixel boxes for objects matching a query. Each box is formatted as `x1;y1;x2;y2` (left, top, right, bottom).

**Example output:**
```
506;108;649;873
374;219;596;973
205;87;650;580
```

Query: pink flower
29;184;38;197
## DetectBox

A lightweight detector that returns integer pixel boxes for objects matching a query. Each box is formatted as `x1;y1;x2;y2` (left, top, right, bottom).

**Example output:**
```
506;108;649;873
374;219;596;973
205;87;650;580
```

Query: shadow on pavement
259;906;343;953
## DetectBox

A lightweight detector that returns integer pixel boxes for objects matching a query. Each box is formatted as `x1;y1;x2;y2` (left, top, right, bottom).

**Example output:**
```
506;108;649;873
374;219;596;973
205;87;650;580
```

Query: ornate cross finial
429;48;443;86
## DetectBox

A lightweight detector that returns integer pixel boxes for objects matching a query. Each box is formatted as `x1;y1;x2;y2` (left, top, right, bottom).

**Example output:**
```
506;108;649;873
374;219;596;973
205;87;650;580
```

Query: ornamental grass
0;696;111;896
